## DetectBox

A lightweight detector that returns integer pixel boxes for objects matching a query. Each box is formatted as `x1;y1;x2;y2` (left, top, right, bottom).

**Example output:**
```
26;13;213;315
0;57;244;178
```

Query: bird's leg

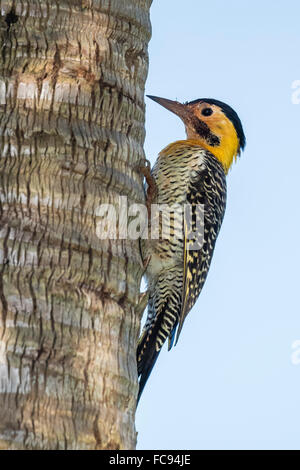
135;159;156;271
143;160;158;217
135;159;157;220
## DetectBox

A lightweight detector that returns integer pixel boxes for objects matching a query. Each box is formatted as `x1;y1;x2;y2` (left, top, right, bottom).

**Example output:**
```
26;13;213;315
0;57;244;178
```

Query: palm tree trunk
0;0;151;450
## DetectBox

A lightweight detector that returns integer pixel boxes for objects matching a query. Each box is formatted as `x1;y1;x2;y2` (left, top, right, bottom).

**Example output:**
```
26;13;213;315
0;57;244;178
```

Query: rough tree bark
0;0;151;450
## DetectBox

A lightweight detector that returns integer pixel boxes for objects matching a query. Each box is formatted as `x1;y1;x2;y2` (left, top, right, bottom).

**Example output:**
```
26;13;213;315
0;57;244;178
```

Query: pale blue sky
136;0;300;450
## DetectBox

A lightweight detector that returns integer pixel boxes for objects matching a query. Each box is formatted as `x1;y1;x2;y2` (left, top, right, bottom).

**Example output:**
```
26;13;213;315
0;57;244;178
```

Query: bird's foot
134;159;157;219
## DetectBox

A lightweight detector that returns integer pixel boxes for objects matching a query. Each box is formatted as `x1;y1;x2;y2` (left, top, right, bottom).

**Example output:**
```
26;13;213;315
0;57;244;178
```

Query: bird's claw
134;159;157;219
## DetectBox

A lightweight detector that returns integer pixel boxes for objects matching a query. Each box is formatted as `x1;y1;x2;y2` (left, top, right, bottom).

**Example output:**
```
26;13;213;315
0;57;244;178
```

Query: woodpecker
137;95;245;402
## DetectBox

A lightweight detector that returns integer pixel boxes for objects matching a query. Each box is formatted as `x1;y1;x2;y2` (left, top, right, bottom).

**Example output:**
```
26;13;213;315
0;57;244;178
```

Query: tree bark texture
0;0;151;450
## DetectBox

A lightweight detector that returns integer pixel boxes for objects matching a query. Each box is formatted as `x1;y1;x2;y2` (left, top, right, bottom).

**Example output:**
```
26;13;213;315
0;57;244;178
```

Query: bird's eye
202;107;213;116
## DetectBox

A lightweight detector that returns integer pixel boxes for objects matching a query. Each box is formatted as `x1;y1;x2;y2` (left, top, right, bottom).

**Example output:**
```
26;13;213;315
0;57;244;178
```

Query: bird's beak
147;95;191;123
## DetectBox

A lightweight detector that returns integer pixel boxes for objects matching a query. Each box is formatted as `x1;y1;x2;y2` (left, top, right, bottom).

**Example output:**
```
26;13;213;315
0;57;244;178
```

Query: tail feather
137;340;160;404
136;302;178;404
136;310;166;404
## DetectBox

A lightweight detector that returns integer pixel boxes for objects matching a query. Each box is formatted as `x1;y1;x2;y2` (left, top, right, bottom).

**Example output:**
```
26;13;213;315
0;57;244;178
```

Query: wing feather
175;161;227;344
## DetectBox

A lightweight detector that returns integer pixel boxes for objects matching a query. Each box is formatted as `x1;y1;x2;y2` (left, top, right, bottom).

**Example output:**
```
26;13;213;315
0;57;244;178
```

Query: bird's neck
185;130;239;174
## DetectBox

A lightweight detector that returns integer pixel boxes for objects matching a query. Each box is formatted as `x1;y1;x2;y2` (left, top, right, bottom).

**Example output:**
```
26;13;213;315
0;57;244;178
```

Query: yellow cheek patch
198;115;240;173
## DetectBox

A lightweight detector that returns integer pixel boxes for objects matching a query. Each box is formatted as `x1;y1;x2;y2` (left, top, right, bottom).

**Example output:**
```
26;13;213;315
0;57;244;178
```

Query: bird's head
147;95;246;173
